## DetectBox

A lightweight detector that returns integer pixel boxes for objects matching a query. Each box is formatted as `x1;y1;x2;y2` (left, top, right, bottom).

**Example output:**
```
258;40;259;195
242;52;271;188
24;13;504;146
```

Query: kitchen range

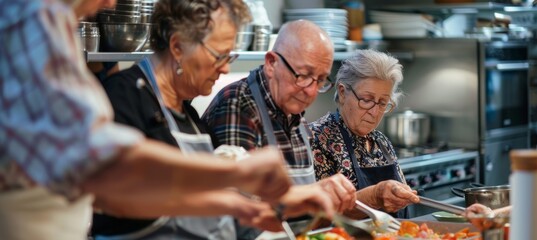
397;146;479;218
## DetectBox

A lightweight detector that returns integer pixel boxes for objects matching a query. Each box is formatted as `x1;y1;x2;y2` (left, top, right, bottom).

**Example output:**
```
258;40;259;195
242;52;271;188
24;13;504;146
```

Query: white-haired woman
310;49;418;219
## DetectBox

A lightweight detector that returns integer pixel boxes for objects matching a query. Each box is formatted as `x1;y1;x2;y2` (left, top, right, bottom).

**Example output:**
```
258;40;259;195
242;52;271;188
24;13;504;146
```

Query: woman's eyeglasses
274;51;334;93
344;84;394;113
200;41;239;68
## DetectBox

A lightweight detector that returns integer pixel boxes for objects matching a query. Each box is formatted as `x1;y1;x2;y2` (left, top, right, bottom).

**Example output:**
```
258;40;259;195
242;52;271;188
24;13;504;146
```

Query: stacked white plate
369;10;438;38
283;8;348;52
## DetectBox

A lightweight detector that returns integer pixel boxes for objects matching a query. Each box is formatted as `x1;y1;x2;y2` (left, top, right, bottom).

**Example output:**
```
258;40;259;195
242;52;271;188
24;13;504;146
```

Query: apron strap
335;111;364;185
138;58;180;132
247;70;278;146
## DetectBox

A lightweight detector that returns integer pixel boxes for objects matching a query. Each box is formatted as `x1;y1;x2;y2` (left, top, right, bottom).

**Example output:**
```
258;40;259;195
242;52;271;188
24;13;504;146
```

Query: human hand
280;184;335;219
463;203;493;218
226;193;275;227
244;184;336;232
236;147;291;202
372;180;419;212
316;174;357;212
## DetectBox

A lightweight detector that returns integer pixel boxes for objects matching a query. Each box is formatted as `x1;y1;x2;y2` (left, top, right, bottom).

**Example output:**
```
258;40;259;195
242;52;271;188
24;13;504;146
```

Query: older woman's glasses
274;52;334;93
345;84;394;113
200;42;239;68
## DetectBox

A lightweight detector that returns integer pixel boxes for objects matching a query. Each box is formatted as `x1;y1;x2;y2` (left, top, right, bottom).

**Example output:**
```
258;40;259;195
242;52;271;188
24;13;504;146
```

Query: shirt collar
256;66;304;126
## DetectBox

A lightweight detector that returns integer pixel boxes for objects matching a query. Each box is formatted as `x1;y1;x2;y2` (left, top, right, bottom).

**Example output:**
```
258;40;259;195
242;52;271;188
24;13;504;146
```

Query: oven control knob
419;175;432;185
451;169;464;178
465;165;476;176
406;178;418;188
431;171;444;182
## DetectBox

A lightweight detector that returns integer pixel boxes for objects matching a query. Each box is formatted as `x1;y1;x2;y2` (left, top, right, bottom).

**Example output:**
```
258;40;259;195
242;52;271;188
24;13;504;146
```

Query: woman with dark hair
91;0;333;239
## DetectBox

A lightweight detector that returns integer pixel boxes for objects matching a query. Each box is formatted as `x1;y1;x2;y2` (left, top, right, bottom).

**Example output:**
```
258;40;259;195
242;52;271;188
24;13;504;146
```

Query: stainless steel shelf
372;2;514;13
85;50;412;62
85;52;152;62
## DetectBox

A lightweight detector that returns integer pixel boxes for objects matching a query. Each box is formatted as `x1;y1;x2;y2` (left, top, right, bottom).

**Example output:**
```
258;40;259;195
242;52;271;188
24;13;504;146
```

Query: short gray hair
334;49;403;105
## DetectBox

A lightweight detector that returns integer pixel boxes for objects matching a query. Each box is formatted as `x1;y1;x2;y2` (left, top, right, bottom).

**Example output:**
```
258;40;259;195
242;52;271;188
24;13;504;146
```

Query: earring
176;62;183;76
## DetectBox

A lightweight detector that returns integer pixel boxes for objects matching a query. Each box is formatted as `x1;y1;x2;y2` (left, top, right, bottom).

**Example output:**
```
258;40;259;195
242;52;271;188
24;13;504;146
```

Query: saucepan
451;184;510;209
385;110;431;147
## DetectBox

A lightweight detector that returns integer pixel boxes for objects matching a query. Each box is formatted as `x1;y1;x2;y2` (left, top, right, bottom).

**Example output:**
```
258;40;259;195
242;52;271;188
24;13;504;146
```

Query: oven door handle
486;62;529;71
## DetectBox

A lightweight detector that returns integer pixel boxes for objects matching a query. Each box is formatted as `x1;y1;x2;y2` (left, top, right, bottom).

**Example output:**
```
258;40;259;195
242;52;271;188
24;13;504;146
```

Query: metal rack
84;50;414;62
371;2;513;14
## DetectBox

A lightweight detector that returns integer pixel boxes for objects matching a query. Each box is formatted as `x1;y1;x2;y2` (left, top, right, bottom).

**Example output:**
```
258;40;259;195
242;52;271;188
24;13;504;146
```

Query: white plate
382;27;429;38
370;10;428;23
380;21;437;31
284;19;348;27
283;8;347;15
283;15;347;22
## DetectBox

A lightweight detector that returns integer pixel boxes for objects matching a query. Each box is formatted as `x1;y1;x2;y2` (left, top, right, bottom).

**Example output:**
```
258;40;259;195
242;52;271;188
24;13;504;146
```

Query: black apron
335;111;408;219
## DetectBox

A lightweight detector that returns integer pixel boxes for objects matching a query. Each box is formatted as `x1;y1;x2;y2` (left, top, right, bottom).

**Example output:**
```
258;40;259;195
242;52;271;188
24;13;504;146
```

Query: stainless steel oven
482;41;529;138
480;41;530;186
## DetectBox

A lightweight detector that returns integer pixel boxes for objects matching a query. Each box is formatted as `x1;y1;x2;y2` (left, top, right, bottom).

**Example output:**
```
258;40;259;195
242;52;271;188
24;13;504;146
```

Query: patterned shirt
202;66;310;168
0;0;143;199
309;112;404;187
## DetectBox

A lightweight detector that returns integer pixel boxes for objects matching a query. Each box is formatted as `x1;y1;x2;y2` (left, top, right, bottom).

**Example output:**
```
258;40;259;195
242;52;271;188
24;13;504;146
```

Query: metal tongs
418;196;466;215
239;191;296;240
273;204;297;240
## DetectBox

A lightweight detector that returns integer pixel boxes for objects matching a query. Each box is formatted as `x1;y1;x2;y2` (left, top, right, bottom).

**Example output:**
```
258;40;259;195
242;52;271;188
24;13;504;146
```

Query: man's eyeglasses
344;84;395;113
274;52;334;93
200;41;239;68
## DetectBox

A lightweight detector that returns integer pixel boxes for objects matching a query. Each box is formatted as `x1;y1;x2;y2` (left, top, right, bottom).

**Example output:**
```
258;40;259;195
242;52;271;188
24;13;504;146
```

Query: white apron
0;186;93;240
93;58;235;240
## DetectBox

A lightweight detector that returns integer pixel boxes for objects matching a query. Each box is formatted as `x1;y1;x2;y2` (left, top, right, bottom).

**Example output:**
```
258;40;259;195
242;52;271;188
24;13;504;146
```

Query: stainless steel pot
385;110;430;147
451;185;510;209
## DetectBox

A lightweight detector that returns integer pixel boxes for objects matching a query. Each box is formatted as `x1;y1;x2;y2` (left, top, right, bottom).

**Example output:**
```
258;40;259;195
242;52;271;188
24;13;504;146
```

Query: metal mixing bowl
114;3;141;12
98;12;140;23
99;23;151;52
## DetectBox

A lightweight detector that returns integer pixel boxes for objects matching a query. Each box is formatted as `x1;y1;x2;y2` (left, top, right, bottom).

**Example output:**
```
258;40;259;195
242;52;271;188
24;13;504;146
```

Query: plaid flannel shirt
0;0;142;199
203;66;310;168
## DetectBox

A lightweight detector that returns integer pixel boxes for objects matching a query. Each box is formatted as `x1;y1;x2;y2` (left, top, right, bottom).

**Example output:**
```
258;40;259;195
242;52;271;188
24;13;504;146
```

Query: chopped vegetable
305;227;354;240
374;221;481;240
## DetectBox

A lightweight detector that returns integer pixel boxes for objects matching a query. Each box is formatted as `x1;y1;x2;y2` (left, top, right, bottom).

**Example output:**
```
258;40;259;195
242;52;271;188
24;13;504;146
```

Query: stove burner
395;142;449;158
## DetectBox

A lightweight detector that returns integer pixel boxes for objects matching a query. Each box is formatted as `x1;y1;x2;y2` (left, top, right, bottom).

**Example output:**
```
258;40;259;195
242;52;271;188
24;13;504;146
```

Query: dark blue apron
335;111;408;219
247;70;316;185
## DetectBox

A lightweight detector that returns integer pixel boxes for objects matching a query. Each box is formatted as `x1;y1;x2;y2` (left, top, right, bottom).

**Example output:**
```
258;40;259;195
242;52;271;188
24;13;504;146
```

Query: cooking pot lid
464;185;510;192
389;110;429;119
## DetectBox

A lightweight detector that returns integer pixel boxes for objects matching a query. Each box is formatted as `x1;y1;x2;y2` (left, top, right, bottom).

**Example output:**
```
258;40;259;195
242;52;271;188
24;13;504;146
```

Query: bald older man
203;20;357;233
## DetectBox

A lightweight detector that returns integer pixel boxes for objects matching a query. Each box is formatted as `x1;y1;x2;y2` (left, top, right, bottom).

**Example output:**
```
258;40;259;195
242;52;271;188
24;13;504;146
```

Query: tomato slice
398;221;420;236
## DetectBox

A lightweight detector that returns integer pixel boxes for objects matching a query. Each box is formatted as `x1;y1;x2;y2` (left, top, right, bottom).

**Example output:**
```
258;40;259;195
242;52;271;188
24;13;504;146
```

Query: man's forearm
81;139;245;204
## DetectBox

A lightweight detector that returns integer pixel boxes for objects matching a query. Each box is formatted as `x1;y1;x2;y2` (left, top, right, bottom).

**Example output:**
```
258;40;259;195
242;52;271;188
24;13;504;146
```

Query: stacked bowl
96;0;154;52
283;8;348;52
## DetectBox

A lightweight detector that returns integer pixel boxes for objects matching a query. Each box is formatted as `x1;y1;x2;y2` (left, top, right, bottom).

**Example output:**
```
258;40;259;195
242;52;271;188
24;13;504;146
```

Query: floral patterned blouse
309;112;405;188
